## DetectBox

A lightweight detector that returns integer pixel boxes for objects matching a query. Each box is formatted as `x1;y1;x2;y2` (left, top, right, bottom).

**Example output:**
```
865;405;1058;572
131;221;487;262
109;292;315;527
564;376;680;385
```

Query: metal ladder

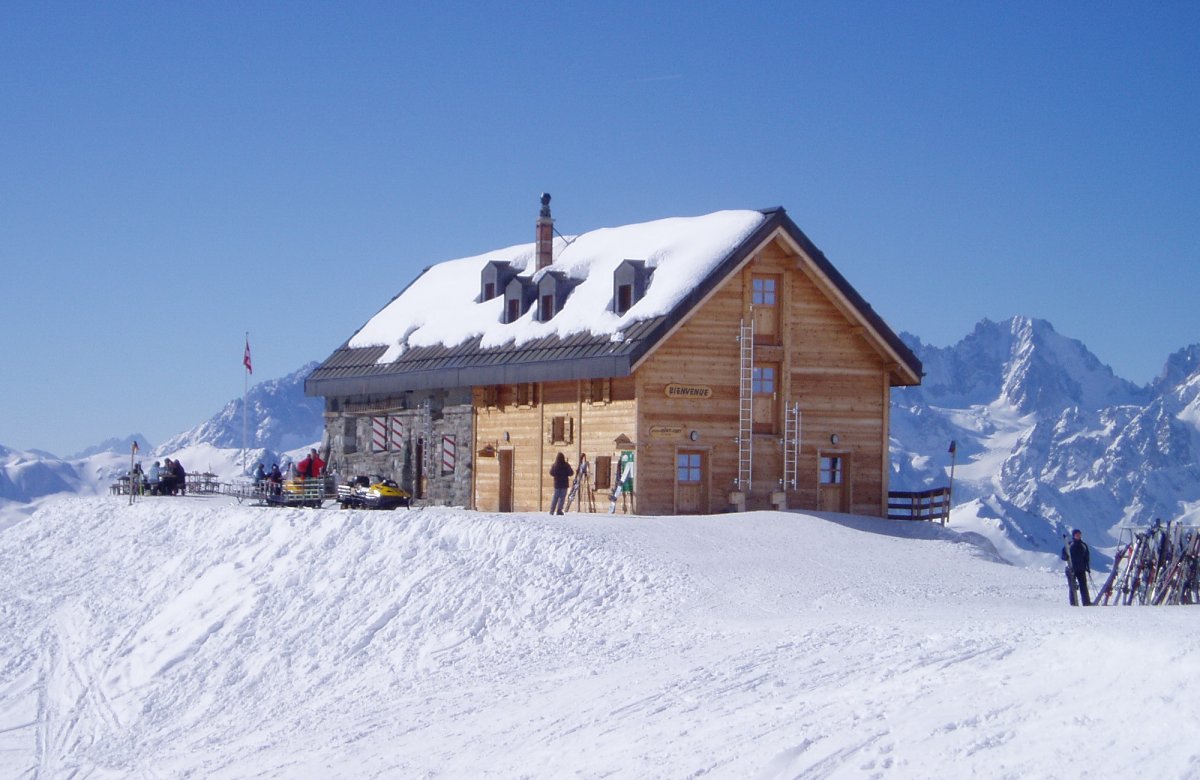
783;401;801;490
737;318;755;491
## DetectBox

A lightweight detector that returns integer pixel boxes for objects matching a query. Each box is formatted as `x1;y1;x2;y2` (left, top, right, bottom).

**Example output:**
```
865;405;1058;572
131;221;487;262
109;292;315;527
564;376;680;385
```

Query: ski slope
2;497;1198;778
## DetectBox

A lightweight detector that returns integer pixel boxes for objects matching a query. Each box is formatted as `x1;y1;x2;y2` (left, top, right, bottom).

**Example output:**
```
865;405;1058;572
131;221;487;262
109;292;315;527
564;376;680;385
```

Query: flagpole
243;331;249;475
947;439;957;526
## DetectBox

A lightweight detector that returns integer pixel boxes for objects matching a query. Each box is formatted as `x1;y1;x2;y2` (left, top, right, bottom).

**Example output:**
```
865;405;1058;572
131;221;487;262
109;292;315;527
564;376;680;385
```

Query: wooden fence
887;487;951;524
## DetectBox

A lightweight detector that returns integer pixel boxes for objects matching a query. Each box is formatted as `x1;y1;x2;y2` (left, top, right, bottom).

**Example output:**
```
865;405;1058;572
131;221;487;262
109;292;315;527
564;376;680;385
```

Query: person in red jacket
309;449;325;478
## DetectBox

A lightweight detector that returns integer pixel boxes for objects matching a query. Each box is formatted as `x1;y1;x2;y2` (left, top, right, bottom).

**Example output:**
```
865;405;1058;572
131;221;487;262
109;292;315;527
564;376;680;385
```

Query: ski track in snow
3;497;1200;778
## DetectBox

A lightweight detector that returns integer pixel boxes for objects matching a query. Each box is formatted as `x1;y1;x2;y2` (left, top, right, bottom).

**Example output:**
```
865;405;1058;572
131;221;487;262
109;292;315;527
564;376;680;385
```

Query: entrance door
818;452;850;513
675;450;708;514
414;438;426;499
752;363;778;434
751;275;780;345
498;449;514;512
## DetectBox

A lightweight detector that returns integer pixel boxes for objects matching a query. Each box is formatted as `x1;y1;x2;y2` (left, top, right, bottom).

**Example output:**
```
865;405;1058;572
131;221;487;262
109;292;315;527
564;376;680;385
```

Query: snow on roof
349;210;767;363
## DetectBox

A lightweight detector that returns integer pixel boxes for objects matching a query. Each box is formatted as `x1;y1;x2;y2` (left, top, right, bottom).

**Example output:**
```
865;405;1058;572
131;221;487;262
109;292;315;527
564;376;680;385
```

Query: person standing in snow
1062;528;1091;606
148;461;161;494
548;452;574;515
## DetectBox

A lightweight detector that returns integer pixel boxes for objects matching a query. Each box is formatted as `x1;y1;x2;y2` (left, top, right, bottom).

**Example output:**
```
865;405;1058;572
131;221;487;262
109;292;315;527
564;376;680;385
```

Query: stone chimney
536;192;554;270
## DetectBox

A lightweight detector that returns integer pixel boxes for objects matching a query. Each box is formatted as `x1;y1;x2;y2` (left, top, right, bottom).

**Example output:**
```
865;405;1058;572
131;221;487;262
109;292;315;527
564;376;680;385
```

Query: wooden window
370;416;388;452
482;386;500;409
752;365;776;394
388;416;405;451
676;452;702;483
549;415;573;445
752;276;777;305
616;284;633;314
441;435;456;475
594;455;612;489
515;382;537;408
820;455;843;485
484;282;496;300
586;378;611;405
343;417;357;454
506;298;521;323
540;293;555;321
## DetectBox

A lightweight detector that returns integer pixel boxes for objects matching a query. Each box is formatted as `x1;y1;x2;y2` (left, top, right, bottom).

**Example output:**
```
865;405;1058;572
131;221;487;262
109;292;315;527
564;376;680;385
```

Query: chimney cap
539;192;552;218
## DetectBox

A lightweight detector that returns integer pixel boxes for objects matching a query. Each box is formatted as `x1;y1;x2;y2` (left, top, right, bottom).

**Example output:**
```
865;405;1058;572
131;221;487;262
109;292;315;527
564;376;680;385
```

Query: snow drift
4;498;1200;778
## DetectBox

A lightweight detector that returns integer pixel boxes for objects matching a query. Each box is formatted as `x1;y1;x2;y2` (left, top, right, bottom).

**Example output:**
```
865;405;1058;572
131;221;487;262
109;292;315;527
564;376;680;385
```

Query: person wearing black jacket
1061;529;1091;606
548;453;574;516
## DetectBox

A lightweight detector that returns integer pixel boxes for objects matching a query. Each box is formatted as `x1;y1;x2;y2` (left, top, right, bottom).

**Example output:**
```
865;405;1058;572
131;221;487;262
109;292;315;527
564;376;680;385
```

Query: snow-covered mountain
156;361;323;455
891;316;1200;564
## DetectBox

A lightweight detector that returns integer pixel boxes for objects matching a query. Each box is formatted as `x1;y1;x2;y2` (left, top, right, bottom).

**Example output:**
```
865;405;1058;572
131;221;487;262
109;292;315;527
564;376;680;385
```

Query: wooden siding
634;236;894;515
473;378;636;513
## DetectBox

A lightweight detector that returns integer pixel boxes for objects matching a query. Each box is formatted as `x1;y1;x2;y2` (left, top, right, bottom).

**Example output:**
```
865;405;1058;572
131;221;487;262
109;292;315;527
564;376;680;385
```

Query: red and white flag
244;337;253;374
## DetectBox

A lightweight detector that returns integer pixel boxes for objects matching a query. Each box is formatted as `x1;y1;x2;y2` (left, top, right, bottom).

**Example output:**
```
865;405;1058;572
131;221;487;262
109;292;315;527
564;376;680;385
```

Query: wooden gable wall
633;233;893;516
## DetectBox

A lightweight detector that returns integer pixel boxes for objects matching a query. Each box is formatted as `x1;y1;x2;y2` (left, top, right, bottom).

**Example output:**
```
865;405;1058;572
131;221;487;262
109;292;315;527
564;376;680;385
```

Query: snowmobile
337;475;411;510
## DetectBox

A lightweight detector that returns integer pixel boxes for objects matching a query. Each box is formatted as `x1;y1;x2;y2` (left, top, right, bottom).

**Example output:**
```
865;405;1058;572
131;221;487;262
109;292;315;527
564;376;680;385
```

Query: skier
1062;528;1092;606
548;452;573;515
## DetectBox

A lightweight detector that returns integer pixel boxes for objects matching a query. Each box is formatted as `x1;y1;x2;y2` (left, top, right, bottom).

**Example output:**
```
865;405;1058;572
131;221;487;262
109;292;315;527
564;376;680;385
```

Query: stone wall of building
322;388;474;507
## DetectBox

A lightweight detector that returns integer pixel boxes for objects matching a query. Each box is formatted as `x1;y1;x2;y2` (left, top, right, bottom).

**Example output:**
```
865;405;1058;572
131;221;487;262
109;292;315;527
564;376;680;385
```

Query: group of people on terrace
252;449;325;495
130;457;187;496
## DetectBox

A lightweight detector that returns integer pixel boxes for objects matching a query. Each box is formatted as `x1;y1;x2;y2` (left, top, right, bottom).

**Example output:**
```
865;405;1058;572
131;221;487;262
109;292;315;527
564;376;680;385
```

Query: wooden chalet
305;195;922;516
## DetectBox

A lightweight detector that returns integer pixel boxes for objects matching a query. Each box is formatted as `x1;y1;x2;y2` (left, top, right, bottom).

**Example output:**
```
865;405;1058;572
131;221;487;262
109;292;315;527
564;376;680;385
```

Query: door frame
673;446;711;514
498;447;514;512
817;449;851;513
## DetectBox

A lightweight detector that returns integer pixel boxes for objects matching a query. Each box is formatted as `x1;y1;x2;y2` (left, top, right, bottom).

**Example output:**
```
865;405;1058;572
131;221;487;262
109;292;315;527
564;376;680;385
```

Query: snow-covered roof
307;206;922;397
348;209;767;362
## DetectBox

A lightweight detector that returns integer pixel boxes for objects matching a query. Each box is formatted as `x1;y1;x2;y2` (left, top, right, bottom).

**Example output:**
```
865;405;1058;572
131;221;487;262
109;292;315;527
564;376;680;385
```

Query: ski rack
736;317;755;492
1094;520;1200;606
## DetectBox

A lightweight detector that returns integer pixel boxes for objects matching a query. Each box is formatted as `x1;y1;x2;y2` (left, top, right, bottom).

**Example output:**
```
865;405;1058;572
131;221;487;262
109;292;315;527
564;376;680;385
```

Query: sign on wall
664;384;713;400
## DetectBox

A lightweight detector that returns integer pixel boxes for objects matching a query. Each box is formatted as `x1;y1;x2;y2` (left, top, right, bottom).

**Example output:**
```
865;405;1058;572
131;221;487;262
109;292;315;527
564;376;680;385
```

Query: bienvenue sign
664;384;713;400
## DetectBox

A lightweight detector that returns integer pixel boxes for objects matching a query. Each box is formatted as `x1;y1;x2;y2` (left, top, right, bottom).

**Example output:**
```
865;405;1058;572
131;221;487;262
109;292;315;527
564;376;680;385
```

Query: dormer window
613;259;651;315
482;261;515;303
537;270;575;323
616;284;633;315
503;276;534;323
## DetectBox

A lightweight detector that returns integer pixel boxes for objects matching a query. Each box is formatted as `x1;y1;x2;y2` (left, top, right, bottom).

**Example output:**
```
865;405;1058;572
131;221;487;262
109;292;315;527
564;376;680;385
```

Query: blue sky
2;2;1197;457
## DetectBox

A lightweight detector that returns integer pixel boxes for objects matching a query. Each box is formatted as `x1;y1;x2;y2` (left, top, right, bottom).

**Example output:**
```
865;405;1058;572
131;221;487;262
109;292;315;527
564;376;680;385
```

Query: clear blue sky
2;2;1197;457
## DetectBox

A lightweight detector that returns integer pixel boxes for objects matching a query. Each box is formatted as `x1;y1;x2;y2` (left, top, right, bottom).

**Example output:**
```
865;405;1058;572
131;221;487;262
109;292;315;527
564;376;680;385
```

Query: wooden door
752;275;780;345
414;438;426;499
818;452;850;513
752;364;778;434
498;449;514;512
675;450;708;514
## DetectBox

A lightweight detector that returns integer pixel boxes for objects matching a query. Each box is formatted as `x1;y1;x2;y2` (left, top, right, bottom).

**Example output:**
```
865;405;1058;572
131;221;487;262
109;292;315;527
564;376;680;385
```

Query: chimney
536;192;554;270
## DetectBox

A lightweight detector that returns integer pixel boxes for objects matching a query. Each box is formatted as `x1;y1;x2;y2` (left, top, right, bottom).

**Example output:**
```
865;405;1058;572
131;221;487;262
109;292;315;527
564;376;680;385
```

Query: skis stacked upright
1095;519;1200;607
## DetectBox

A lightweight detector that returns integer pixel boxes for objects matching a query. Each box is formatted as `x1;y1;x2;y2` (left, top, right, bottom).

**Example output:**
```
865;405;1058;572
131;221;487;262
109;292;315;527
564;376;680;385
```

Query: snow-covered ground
3;497;1199;779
